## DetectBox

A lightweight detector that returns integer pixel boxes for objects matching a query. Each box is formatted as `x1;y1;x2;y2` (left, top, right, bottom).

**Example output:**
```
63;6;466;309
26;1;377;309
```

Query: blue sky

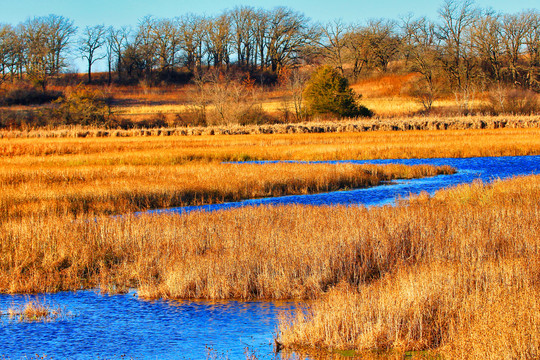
1;0;538;28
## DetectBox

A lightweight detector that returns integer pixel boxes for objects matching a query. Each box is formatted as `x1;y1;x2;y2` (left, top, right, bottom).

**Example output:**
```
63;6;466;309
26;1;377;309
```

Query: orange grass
2;127;539;162
3;298;65;322
2;115;540;140
0;175;537;299
0;162;453;218
278;175;540;359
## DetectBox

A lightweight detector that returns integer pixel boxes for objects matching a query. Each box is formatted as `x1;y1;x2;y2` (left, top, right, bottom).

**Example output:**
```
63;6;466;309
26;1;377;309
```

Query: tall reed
2;128;539;163
278;175;540;358
1;175;538;300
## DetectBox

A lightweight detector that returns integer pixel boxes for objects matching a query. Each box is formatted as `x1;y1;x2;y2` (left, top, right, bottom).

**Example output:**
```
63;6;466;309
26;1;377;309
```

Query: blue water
146;155;540;215
1;155;539;360
0;291;296;360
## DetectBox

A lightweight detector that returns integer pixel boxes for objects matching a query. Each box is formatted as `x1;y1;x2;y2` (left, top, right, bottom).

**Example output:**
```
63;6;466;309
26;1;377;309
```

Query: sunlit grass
2;298;66;322
2;127;539;162
0;162;453;218
278;175;540;359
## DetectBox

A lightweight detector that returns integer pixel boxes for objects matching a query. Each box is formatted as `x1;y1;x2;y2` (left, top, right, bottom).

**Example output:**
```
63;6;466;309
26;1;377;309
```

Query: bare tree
152;18;181;76
318;19;348;75
252;10;269;70
44;15;77;75
403;16;442;111
279;67;310;121
135;16;158;81
365;19;401;72
106;26;130;83
21;17;53;89
178;14;206;74
343;25;371;79
19;15;76;89
79;25;106;83
438;0;480;113
471;12;504;83
501;12;531;84
266;7;317;72
205;13;232;69
230;6;256;69
0;24;16;82
524;10;540;89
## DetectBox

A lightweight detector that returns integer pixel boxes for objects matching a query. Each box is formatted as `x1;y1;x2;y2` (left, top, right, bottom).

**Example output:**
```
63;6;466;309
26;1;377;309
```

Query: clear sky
1;0;538;28
1;0;538;72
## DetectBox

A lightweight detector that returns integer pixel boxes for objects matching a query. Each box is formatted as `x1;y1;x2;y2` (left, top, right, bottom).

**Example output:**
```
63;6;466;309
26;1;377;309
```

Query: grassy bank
278;175;540;359
0;175;536;299
0;162;452;218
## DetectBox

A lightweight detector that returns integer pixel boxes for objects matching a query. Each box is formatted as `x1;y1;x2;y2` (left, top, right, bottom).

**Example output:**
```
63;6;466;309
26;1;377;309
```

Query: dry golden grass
278;175;540;359
2;127;540;162
0;162;452;218
0;174;537;298
2;298;65;322
4;115;540;140
1;161;539;357
351;74;417;98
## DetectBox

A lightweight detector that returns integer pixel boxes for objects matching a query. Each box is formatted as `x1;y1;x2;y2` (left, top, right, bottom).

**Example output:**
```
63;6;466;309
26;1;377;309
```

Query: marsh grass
2;128;539;165
2;115;540;140
2;298;66;322
0;175;537;299
0;162;453;218
278;175;540;359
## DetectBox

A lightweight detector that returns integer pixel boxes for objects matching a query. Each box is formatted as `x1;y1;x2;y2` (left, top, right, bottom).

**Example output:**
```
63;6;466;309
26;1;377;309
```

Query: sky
1;0;538;28
1;0;538;71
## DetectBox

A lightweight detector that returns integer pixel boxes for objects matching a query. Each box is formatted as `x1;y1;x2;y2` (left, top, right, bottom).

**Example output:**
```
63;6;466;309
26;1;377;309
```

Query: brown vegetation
0;163;452;294
2;298;65;322
0;162;453;218
278;175;540;359
1;127;539;161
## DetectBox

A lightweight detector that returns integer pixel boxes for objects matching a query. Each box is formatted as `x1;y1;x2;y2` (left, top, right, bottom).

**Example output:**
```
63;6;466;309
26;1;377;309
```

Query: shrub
484;87;540;115
54;86;110;126
174;109;207;127
303;66;372;118
238;106;280;125
0;109;49;129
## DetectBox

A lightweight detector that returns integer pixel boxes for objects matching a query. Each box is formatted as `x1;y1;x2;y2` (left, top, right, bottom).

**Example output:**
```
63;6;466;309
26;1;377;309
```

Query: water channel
1;155;539;359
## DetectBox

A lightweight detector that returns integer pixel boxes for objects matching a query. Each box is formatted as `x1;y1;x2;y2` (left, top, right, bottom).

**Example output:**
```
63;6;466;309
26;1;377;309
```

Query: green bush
303;66;372;118
54;86;110;126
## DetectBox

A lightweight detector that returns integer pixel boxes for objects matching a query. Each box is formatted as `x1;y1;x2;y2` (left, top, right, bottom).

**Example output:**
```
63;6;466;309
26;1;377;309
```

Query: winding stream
1;155;539;360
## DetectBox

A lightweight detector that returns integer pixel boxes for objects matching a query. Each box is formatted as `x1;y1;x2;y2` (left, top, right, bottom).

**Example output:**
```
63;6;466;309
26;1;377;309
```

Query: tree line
0;1;539;99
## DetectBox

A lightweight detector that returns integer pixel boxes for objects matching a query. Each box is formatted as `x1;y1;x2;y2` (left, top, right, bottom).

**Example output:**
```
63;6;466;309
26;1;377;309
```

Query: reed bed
0;175;537;298
2;115;540;139
0;163;453;218
1;170;539;356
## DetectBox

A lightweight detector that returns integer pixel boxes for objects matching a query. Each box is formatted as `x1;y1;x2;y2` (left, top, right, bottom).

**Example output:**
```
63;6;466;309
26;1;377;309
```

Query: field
1;125;539;358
